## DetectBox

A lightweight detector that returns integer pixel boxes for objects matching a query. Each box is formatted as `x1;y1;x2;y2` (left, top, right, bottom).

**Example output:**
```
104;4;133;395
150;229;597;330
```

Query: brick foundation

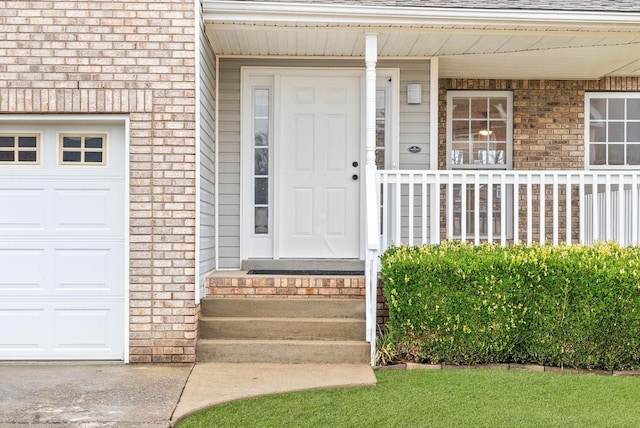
207;274;366;298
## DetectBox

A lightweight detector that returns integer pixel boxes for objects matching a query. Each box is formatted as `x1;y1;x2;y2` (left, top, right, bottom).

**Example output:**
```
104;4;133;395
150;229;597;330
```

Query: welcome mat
246;270;364;276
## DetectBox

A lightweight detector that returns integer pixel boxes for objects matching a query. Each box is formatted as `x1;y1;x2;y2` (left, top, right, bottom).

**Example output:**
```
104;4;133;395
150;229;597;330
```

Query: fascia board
203;0;640;30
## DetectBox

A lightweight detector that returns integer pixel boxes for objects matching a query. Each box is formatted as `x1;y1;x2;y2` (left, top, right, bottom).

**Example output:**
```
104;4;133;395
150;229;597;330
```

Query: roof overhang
203;1;640;79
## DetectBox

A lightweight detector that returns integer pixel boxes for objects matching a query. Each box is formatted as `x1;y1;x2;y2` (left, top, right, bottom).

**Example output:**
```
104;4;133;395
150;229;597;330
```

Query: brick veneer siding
0;0;199;362
438;77;640;243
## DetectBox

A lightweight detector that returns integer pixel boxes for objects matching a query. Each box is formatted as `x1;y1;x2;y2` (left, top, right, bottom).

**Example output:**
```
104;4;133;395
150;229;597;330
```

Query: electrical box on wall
407;84;422;104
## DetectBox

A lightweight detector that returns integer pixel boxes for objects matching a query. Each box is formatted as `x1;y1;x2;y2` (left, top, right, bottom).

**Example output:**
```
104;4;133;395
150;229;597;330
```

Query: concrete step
196;339;370;364
200;297;365;319
199;316;365;341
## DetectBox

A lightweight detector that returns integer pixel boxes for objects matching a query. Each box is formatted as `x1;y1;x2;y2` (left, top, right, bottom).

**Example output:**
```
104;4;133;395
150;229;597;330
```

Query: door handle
352;161;359;167
352;174;358;181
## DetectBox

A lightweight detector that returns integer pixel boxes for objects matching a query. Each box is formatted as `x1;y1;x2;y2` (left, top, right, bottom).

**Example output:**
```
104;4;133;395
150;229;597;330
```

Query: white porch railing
364;170;640;364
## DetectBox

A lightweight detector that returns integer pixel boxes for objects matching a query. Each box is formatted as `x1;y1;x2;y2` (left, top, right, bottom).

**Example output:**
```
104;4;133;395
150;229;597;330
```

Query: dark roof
235;0;640;12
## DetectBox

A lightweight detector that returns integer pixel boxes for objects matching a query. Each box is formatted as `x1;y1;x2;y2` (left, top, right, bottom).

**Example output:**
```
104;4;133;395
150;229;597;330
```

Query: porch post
365;33;378;168
364;33;378;365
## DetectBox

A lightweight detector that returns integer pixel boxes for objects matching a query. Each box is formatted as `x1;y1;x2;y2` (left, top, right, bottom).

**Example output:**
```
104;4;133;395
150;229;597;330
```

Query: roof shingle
234;0;640;13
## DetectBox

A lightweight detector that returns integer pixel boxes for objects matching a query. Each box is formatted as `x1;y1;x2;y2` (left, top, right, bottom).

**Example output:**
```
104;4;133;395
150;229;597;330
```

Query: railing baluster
633;174;639;246
592;174;599;242
431;173;438;245
394;173;401;245
552;173;558;246
474;172;480;246
381;173;388;251
408;174;414;246
513;172;519;245
500;172;506;247
618;173;624;245
447;172;454;241
487;173;493;244
420;172;424;245
527;174;533;245
604;173;613;241
566;173;572;245
461;173;467;243
539;173;545;245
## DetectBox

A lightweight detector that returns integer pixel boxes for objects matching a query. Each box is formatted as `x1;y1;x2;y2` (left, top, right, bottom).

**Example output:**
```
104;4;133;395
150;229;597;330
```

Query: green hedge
381;241;640;370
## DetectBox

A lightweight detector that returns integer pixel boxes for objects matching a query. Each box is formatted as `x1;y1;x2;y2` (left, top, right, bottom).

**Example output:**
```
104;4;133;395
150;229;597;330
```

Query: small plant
375;327;397;366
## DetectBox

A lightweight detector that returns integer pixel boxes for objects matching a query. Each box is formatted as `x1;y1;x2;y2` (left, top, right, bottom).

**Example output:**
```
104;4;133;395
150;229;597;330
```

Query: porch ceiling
203;2;640;79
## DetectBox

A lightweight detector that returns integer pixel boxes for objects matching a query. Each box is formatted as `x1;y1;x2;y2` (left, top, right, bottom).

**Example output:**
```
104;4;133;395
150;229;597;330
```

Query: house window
447;91;513;169
447;91;513;238
253;88;270;234
586;93;640;168
0;134;40;164
60;134;106;165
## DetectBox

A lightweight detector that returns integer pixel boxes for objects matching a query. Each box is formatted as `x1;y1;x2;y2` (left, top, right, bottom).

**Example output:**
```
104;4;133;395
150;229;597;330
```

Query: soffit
203;3;640;79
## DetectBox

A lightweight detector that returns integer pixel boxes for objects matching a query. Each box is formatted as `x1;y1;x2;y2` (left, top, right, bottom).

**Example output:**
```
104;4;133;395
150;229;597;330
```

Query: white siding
199;3;216;284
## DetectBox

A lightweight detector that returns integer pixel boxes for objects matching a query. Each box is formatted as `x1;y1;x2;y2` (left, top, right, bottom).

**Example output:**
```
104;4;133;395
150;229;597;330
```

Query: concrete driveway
0;362;192;427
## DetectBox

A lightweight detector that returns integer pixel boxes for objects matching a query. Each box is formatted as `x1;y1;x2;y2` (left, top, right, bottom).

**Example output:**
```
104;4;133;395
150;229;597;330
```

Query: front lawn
177;369;640;427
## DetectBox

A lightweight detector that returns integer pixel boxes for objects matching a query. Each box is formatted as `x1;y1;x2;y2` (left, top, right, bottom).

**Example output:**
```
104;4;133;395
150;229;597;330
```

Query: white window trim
585;92;640;170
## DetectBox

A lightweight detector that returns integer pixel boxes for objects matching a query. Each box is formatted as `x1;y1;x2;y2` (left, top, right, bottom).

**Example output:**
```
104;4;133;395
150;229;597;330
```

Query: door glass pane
255;148;268;175
255;207;268;234
255;118;269;146
253;88;270;234
18;136;37;148
255;89;269;117
254;178;268;205
0;137;14;148
63;136;82;148
18;151;37;162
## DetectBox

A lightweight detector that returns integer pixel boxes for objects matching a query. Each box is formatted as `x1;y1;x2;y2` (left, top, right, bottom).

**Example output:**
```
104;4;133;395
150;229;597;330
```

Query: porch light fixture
407;84;422;104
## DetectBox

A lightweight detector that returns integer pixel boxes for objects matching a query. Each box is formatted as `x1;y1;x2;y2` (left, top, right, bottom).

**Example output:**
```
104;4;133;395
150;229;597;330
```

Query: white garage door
0;120;126;360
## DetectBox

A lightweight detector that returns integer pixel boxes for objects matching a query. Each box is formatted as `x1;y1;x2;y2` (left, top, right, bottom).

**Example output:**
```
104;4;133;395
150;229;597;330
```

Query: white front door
278;74;362;258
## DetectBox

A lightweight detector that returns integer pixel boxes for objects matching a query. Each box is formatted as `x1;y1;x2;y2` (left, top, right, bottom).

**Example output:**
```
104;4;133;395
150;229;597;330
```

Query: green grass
177;369;640;427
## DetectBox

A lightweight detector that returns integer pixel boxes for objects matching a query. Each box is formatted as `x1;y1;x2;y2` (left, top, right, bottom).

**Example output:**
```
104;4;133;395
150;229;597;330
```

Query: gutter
203;0;640;30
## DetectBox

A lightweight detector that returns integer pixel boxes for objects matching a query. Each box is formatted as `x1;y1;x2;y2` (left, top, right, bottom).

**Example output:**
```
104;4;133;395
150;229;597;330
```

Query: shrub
381;241;640;370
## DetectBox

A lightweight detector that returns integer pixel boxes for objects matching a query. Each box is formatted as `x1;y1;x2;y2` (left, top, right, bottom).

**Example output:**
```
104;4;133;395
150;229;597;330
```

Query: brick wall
0;0;199;362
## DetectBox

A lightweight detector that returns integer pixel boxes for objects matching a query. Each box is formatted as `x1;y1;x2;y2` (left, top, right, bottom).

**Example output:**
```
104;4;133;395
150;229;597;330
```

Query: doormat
246;270;364;276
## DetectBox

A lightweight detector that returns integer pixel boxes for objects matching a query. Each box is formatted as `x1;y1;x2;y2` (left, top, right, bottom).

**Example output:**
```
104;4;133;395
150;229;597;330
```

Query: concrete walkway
0;362;376;427
170;363;377;425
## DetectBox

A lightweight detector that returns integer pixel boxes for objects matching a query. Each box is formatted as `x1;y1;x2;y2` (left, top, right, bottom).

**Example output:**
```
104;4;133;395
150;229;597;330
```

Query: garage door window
60;134;106;165
0;134;39;164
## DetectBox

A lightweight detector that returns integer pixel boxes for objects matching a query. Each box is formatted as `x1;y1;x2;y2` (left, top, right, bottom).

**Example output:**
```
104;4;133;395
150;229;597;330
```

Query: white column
364;33;378;362
365;33;378;168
